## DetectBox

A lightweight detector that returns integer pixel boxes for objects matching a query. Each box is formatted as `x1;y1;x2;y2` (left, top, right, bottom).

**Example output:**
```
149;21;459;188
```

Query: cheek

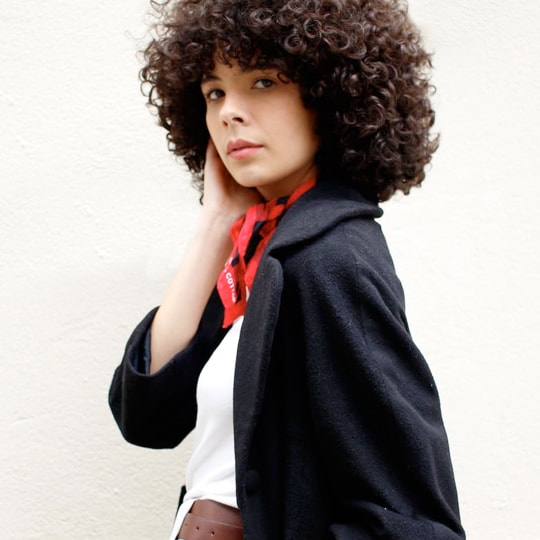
205;106;223;136
284;102;317;139
205;111;215;135
297;112;319;156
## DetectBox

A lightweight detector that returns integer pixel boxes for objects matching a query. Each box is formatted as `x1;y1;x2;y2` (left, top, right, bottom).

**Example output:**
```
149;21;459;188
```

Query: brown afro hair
141;0;439;202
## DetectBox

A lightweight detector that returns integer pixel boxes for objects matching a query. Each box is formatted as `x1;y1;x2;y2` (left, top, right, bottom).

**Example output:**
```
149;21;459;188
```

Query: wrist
199;207;241;230
194;211;236;246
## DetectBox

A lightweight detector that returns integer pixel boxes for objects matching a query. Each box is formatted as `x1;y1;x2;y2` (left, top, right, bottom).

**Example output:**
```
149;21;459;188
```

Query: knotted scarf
217;178;316;328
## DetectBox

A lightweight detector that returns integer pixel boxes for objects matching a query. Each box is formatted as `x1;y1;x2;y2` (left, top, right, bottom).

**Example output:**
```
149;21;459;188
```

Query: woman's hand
201;139;262;223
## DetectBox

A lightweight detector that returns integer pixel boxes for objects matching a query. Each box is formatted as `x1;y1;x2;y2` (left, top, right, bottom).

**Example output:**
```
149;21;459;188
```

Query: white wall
1;1;539;538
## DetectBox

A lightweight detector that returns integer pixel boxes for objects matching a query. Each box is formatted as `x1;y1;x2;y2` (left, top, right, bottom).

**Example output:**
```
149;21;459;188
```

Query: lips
227;139;262;159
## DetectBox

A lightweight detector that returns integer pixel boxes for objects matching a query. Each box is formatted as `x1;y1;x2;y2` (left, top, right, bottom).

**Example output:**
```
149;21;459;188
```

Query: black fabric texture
109;182;465;539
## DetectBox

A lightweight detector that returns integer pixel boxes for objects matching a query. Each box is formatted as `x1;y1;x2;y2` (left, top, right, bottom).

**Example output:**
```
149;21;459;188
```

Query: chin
232;172;267;190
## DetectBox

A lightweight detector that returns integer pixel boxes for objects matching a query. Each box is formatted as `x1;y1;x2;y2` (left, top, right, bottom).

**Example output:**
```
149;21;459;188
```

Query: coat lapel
233;256;283;489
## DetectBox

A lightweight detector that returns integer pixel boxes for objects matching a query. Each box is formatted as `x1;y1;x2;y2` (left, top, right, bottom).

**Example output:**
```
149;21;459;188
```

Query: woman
109;0;466;538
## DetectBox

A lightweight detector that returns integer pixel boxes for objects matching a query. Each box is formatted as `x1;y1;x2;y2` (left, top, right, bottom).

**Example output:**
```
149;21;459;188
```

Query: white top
169;316;243;540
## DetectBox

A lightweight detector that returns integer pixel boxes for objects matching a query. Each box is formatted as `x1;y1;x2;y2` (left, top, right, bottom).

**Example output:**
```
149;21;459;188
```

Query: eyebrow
200;74;220;84
200;66;280;86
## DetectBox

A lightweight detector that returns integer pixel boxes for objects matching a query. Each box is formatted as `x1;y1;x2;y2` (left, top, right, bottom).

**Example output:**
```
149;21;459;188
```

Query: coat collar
266;182;383;254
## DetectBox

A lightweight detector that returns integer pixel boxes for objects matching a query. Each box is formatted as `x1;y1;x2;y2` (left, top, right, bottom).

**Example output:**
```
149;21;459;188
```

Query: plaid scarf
216;178;316;327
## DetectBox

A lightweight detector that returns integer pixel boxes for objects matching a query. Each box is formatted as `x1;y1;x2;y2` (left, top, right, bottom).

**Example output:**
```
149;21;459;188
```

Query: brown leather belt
177;499;243;540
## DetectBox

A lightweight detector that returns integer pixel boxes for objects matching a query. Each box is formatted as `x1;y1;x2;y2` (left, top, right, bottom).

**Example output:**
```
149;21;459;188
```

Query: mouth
227;139;263;159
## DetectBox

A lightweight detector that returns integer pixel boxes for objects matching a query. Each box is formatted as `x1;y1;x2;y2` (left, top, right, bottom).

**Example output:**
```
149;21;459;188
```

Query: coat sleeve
108;289;227;449
287;222;465;539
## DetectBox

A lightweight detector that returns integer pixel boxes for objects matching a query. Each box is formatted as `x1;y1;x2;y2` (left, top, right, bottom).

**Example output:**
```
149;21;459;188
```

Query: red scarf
217;178;316;328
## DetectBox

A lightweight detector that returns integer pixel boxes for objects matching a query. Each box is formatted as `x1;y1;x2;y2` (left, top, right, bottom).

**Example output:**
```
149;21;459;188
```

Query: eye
204;88;224;101
253;78;275;89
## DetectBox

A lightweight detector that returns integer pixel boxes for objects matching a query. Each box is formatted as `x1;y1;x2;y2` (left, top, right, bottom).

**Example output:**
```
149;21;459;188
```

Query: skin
149;59;319;373
201;61;319;200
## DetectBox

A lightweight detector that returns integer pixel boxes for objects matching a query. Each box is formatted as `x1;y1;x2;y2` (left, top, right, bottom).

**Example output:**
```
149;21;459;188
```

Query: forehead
201;59;278;81
201;47;288;76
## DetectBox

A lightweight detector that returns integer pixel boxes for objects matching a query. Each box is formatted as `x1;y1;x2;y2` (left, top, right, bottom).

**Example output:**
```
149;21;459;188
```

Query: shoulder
283;213;397;284
277;212;407;321
265;181;407;309
268;181;382;255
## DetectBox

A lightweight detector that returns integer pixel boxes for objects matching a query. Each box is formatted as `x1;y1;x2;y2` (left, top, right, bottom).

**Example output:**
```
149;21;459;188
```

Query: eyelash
203;78;276;101
205;89;225;101
253;78;274;89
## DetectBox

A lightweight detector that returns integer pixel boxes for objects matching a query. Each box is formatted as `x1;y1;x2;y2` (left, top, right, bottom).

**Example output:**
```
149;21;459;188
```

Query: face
200;59;319;200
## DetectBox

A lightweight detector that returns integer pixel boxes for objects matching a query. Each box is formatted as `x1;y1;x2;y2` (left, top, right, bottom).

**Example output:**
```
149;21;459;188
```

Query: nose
219;92;248;126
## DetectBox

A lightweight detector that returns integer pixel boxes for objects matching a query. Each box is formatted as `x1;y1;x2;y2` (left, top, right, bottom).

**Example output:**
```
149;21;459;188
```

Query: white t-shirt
169;316;243;540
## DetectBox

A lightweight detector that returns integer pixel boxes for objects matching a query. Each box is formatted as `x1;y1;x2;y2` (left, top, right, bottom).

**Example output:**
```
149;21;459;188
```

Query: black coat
109;183;465;539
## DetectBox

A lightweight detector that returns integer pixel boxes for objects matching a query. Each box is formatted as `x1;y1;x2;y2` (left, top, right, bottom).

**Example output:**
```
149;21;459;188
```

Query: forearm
109;294;227;448
149;212;232;373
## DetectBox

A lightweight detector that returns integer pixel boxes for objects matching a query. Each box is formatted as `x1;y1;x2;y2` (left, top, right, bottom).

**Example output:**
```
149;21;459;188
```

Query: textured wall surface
1;1;539;538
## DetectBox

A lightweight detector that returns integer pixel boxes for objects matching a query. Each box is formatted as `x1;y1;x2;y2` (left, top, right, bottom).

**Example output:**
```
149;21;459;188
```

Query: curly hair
141;0;438;202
